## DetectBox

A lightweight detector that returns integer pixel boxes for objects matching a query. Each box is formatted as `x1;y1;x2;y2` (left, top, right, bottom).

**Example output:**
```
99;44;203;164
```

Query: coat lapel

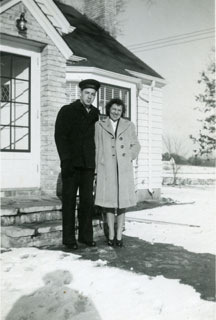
116;118;130;137
99;117;115;136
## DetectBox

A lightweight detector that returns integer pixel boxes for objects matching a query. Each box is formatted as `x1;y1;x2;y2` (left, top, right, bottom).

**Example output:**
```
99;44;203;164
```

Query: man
55;79;100;250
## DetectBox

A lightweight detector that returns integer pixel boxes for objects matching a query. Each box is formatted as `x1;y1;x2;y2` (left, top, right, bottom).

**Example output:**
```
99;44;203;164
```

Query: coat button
111;137;114;139
112;146;115;148
122;153;126;156
121;145;124;149
112;154;115;157
119;137;123;140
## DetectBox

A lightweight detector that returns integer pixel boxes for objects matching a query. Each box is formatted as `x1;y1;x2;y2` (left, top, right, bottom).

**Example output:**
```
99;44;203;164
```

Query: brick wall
40;45;66;195
0;3;67;194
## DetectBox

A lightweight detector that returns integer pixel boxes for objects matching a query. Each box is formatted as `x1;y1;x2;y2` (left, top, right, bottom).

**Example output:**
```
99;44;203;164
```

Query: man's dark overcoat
55;99;100;171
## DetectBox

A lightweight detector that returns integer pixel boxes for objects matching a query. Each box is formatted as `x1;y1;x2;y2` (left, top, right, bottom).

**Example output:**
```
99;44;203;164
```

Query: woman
95;98;141;247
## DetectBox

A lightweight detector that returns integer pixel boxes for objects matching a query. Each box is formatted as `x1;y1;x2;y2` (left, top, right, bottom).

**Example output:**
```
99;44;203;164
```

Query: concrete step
1;219;104;248
1;209;63;226
0;188;42;198
1;196;63;226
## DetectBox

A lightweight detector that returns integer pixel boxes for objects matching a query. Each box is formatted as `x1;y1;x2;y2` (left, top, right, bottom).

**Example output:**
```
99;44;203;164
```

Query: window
0;52;30;152
66;81;131;119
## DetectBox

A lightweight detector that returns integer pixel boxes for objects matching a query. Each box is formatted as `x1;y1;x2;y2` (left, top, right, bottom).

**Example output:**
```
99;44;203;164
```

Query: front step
1;196;63;226
1;219;103;248
1;196;104;248
0;188;41;198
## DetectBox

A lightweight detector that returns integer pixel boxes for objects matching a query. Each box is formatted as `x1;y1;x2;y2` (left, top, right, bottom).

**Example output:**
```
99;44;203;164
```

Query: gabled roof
0;0;83;61
34;0;75;35
55;1;164;80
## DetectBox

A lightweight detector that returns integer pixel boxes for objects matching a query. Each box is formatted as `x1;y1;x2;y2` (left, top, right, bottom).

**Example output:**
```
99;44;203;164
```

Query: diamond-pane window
1;84;10;102
0;52;30;152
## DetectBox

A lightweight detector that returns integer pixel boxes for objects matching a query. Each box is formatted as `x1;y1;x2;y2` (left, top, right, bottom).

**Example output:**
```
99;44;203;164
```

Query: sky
117;0;215;156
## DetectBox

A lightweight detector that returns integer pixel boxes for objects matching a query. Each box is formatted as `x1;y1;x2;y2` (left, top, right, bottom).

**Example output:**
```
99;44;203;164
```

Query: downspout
135;82;143;191
148;80;155;197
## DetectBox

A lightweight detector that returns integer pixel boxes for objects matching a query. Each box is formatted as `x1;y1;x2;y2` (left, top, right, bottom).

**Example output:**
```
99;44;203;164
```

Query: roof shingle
55;2;163;79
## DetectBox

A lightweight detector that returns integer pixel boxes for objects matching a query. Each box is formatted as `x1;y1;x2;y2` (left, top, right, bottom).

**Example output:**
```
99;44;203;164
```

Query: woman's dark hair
105;98;126;117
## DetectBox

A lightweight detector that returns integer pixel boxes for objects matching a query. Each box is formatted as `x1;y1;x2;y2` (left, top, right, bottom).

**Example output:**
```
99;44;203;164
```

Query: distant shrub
162;153;187;165
188;156;215;167
162;153;215;167
162;152;171;161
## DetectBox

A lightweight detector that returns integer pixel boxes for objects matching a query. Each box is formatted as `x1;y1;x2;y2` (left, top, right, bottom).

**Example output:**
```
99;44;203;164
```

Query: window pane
0;53;31;152
0;102;10;125
66;82;80;103
12;127;29;150
106;86;113;101
98;86;106;114
13;80;29;103
12;55;30;80
0;125;10;150
113;87;120;98
0;52;11;78
0;78;11;102
12;103;29;127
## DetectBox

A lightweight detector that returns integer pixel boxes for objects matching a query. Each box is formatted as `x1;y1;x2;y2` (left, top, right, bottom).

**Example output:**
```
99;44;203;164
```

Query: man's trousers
62;168;94;245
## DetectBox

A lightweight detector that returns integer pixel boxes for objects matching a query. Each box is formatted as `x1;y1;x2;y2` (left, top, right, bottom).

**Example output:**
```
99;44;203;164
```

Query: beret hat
79;79;100;91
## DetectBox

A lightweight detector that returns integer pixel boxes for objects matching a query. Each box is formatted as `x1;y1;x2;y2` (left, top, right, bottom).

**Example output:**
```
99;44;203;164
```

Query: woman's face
109;104;123;122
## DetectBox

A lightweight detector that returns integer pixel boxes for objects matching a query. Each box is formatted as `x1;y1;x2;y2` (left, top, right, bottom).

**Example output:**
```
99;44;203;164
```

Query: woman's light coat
95;117;141;209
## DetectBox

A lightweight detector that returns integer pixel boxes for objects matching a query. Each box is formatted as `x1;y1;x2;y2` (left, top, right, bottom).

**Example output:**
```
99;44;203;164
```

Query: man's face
80;88;96;106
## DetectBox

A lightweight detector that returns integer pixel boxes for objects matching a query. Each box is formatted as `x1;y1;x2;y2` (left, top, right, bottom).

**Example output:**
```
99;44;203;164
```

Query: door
0;45;40;189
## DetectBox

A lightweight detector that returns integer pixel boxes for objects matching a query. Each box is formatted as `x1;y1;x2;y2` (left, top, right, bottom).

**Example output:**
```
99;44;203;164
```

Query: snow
1;186;216;320
163;163;216;179
126;186;216;254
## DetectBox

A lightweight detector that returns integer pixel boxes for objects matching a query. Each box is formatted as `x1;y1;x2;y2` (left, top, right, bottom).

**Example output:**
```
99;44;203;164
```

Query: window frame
97;82;131;119
0;52;31;153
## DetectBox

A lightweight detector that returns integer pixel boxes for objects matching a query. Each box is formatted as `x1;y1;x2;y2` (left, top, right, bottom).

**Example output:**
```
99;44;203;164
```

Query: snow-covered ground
1;186;215;320
126;186;216;254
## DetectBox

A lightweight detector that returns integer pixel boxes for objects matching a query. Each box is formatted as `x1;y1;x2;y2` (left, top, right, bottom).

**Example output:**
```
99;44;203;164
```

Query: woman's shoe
116;239;123;247
107;239;115;246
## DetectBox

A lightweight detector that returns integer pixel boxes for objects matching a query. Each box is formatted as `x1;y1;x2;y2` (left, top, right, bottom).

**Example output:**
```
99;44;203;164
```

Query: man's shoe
78;239;96;247
64;243;78;250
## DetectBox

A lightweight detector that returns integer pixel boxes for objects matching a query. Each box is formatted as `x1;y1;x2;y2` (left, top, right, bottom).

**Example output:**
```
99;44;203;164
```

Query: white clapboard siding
139;139;162;148
137;84;163;191
138;126;162;135
138;113;162;123
138;158;161;166
139;146;162;155
138;106;148;115
137;176;162;184
137;177;161;188
151;108;162;116
138;165;161;174
138;117;162;126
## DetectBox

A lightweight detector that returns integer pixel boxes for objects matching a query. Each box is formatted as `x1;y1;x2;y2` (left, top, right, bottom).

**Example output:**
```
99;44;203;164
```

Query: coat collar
99;117;130;136
73;100;98;118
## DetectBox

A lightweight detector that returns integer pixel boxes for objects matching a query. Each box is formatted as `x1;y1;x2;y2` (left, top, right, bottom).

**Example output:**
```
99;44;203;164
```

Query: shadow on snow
5;270;101;320
50;236;215;302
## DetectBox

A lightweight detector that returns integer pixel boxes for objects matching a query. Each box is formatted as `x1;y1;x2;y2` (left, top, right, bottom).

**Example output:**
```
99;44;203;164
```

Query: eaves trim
66;66;143;86
126;69;167;88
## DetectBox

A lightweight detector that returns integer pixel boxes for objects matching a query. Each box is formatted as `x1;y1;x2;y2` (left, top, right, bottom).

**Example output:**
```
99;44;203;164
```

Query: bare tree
162;135;187;185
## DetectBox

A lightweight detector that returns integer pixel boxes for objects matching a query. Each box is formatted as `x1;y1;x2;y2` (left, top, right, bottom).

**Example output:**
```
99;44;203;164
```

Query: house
0;0;166;201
